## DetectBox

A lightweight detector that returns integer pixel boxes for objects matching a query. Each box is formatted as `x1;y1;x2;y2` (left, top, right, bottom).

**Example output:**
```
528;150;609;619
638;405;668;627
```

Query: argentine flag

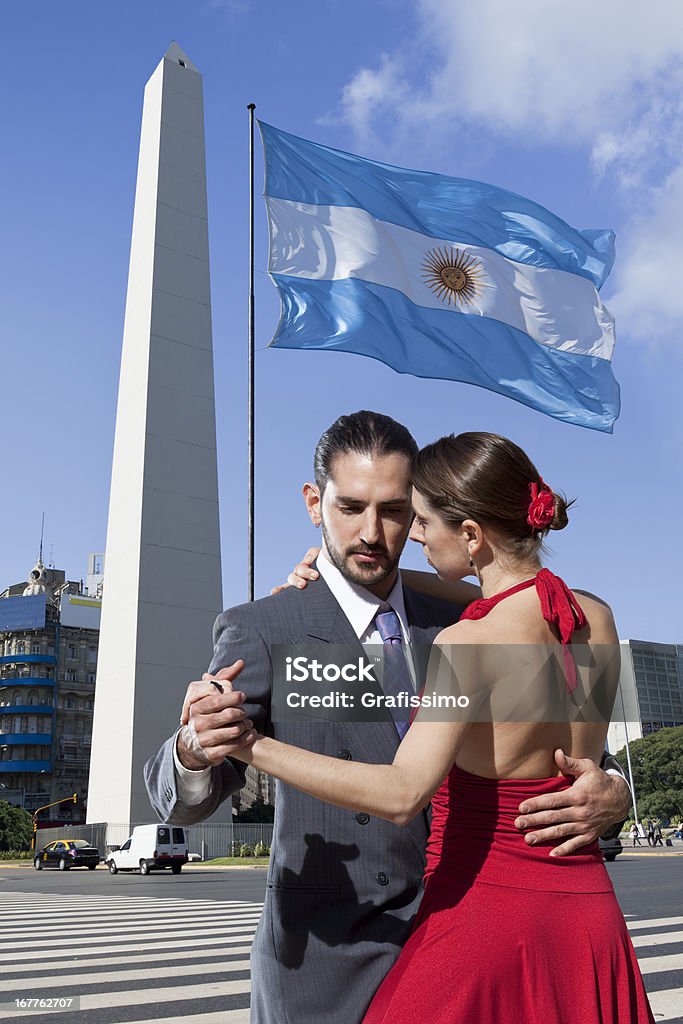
260;123;620;432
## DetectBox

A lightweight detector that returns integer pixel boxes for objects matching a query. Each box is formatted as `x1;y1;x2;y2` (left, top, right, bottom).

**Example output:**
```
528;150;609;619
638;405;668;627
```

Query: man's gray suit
144;574;459;1024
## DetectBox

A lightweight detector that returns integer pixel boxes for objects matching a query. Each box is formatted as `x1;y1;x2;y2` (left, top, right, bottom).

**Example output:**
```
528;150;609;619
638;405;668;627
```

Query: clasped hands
176;660;257;770
177;661;629;857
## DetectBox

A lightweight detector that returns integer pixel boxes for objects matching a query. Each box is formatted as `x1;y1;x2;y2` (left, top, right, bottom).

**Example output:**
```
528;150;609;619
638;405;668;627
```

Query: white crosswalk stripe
626;915;683;1022
0;891;259;1023
2;894;682;1023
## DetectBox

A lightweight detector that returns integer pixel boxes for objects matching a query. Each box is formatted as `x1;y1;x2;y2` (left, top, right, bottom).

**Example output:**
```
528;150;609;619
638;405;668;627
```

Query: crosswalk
626;915;683;1023
0;891;260;1023
1;893;682;1023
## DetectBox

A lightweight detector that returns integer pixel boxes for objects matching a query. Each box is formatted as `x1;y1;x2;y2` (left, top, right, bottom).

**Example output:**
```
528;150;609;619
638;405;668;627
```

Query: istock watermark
270;643;620;724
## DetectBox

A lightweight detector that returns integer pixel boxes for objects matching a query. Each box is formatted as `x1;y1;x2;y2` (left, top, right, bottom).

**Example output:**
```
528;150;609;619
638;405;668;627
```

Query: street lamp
0;782;26;807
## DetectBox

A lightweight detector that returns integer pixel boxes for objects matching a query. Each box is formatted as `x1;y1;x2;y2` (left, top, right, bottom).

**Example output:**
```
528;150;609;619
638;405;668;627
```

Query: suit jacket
144;575;460;1024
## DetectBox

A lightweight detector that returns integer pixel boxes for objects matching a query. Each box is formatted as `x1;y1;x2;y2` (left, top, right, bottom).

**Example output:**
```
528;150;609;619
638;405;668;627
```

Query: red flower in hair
527;478;555;529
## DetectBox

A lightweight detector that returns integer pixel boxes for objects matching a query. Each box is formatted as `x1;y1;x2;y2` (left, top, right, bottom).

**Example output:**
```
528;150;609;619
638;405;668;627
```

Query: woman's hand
271;546;321;595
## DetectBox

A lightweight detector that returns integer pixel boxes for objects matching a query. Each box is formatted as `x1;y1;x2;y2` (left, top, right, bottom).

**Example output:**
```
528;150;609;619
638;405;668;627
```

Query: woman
234;432;653;1023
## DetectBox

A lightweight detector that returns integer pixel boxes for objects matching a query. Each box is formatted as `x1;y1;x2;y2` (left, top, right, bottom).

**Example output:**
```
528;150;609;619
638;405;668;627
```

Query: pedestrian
629;823;642;847
647;819;655;846
653;822;664;846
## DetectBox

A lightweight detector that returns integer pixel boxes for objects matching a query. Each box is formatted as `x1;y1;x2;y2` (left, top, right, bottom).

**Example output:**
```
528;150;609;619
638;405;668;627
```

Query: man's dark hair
314;410;418;492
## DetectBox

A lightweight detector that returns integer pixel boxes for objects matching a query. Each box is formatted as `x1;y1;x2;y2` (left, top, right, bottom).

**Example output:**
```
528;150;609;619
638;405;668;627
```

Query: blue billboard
0;595;47;633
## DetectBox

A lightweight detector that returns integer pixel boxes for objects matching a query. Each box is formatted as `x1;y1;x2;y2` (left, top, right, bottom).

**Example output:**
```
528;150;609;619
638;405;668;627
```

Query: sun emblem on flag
422;246;486;306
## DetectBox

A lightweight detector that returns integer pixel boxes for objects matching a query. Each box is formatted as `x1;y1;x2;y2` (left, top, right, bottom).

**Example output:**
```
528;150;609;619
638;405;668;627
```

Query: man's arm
597;750;631;840
513;749;631;857
143;607;272;825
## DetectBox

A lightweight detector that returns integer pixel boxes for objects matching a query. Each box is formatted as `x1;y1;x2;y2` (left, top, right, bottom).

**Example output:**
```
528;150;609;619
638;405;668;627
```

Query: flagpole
248;102;256;602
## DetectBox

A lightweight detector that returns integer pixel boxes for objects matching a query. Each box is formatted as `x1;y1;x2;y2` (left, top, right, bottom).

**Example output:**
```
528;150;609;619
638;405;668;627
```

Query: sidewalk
619;842;683;856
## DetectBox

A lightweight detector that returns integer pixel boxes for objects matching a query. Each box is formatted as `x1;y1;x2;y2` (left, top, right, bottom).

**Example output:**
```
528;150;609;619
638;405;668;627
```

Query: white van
106;824;188;875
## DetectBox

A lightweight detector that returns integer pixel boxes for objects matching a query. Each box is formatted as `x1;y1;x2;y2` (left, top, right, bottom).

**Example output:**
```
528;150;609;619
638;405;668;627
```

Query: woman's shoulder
434;615;494;646
570;587;617;637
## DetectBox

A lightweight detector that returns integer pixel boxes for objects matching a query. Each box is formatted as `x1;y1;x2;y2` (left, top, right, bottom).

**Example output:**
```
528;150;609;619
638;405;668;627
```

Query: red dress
363;570;654;1024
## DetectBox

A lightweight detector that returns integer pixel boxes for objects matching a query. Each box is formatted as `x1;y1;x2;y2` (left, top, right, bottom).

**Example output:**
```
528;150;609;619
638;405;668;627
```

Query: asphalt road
1;853;681;1023
0;864;269;903
2;851;680;912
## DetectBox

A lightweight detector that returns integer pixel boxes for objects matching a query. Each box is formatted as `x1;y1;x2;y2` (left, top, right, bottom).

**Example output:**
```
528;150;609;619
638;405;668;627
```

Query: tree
235;798;275;823
0;800;33;851
616;726;683;821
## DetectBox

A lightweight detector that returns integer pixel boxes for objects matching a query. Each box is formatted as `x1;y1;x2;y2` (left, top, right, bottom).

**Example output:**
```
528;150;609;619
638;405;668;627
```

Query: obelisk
87;44;222;825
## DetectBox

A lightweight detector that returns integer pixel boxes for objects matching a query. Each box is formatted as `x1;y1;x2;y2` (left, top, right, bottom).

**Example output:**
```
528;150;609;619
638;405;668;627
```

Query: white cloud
609;164;683;343
336;0;683;146
331;0;683;344
335;55;409;146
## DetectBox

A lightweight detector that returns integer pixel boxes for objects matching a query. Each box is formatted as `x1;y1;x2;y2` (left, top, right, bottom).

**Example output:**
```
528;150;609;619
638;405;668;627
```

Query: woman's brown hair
412;432;571;559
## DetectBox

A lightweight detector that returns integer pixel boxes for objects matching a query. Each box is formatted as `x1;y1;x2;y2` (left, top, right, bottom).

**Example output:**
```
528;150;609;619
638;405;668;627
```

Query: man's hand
514;749;631;857
176;661;256;769
271;547;321;595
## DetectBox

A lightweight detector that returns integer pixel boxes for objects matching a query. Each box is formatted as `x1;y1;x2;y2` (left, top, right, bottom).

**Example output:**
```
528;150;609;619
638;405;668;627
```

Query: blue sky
3;0;682;642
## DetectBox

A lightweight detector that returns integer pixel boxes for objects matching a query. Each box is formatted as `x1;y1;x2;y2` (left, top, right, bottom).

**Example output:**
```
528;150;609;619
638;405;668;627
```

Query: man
144;410;629;1024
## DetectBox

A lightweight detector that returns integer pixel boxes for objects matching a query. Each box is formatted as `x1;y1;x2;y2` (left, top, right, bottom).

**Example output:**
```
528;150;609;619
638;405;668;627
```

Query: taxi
34;839;100;871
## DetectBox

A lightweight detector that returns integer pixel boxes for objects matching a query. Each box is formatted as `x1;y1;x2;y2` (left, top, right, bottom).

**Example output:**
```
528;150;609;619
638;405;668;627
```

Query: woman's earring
468;550;475;568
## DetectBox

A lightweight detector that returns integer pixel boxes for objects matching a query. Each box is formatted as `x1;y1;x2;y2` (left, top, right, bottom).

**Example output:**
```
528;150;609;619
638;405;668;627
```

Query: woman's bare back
435;583;620;780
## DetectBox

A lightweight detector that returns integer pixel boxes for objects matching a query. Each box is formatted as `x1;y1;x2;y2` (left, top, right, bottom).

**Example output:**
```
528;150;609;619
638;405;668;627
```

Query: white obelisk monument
88;44;222;825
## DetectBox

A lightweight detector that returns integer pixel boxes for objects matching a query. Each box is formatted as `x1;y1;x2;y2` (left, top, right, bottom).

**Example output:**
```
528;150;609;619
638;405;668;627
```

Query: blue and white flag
260;122;620;432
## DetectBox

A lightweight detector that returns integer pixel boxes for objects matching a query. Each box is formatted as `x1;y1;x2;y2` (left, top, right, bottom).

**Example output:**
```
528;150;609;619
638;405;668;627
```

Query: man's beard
321;521;401;587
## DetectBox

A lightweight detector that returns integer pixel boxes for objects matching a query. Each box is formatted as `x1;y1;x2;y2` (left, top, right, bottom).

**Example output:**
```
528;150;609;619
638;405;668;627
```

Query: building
238;767;275;814
0;555;102;822
607;639;683;753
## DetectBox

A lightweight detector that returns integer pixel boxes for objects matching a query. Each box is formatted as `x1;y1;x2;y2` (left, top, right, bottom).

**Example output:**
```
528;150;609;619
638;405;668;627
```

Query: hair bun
549;492;570;531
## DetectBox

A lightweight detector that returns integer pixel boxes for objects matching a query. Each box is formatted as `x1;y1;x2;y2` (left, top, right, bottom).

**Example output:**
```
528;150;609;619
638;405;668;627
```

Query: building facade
608;639;683;753
238;766;275;814
0;557;102;822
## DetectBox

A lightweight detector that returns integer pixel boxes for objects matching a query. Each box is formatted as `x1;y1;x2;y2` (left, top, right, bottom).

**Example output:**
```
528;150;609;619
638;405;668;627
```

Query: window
87;673;96;685
47;642;54;655
31;643;40;655
87;646;97;663
16;642;25;656
64;670;76;682
68;644;77;660
65;697;75;709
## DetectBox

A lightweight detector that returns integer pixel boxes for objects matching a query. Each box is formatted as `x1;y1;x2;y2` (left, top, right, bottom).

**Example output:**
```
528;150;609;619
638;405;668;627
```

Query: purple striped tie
375;606;413;740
